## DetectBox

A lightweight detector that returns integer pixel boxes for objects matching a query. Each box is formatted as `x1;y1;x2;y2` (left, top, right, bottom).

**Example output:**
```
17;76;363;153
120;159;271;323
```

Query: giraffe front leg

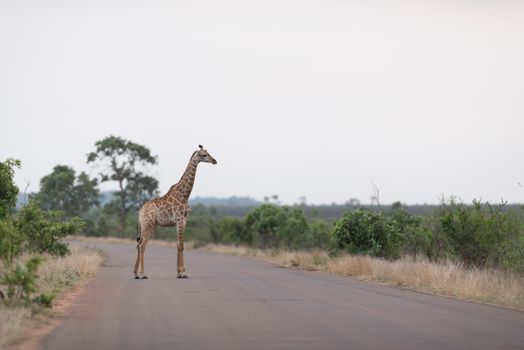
176;219;187;278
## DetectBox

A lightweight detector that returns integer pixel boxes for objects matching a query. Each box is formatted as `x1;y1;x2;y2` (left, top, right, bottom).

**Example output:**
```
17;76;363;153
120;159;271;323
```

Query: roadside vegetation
199;200;524;309
4;135;524;313
0;245;103;350
204;244;524;309
0;158;103;350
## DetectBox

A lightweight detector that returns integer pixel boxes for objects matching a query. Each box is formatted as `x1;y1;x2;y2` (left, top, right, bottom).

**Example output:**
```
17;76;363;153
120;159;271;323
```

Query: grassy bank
204;244;524;310
0;244;103;350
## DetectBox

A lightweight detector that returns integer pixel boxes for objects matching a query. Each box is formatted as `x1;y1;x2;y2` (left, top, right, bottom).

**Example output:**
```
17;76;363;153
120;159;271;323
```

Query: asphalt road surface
41;242;524;350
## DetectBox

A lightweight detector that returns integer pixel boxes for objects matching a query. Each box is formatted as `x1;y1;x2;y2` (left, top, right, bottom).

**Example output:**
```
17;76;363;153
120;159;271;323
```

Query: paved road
41;242;524;350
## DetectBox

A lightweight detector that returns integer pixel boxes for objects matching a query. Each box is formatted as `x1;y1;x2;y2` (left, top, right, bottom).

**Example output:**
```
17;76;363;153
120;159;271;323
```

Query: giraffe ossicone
133;145;217;279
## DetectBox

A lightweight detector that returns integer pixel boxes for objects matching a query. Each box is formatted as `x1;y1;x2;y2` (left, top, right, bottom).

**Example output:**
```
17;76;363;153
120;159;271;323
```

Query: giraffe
133;145;217;279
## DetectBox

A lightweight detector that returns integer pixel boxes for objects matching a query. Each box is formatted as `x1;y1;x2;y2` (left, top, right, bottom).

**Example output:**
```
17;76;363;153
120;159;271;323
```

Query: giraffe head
195;145;218;165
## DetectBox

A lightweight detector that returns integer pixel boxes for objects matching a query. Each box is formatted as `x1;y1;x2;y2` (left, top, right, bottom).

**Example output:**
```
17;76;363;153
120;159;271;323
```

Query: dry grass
0;244;104;350
204;244;524;310
37;245;104;295
326;255;524;308
66;235;138;246
65;235;196;249
0;307;31;350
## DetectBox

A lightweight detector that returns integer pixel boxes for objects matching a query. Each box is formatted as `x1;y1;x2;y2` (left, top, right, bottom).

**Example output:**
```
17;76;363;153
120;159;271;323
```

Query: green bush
301;219;331;250
15;201;83;257
0;220;25;263
32;292;56;308
277;208;310;248
418;215;452;263
212;216;250;245
244;204;287;247
195;205;331;249
329;209;402;259
0;255;55;308
183;214;213;243
242;205;319;249
388;202;429;259
439;200;524;270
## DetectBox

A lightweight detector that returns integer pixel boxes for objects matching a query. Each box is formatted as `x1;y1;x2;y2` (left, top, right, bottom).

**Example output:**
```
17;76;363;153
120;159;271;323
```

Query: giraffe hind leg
133;238;141;279
138;237;149;279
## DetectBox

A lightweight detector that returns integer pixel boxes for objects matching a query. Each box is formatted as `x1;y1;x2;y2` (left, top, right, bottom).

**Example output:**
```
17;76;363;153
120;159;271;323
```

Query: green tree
33;165;99;217
73;171;100;214
87;136;159;235
0;158;21;219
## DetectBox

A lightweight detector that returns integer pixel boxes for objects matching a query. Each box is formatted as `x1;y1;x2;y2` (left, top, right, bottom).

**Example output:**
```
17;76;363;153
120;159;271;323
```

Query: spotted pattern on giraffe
133;145;217;279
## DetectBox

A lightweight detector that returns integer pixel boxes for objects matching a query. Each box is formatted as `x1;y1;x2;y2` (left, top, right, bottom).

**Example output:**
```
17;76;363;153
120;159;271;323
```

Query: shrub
420;215;452;263
184;214;213;243
278;208;310;248
439;200;524;270
0;256;55;308
302;219;331;250
0;221;25;263
243;205;316;249
15;201;83;257
32;292;56;308
329;209;402;259
388;202;429;259
213;216;251;245
244;204;288;247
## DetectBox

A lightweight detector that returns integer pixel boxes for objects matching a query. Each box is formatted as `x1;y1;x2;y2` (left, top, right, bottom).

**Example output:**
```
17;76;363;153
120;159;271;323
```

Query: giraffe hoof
141;276;148;279
182;275;188;279
134;276;140;279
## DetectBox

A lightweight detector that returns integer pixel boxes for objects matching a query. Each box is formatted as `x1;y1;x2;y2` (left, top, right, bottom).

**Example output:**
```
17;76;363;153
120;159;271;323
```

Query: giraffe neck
173;153;199;202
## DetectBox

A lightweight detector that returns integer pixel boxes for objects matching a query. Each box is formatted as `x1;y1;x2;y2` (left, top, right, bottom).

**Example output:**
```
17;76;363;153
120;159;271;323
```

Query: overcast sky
1;0;523;205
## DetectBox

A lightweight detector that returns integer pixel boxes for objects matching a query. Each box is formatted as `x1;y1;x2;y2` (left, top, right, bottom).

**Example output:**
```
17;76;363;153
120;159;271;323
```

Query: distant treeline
17;192;524;221
189;201;524;221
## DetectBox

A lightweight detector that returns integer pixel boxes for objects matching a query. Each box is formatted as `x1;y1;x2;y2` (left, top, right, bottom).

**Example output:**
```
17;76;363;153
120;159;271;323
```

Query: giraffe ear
199;145;203;150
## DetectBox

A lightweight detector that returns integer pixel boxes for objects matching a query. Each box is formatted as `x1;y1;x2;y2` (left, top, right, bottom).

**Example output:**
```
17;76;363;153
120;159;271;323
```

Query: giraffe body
133;145;217;279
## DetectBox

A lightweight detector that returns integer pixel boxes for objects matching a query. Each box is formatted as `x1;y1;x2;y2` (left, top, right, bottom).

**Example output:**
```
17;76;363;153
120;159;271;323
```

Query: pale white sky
1;0;523;205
